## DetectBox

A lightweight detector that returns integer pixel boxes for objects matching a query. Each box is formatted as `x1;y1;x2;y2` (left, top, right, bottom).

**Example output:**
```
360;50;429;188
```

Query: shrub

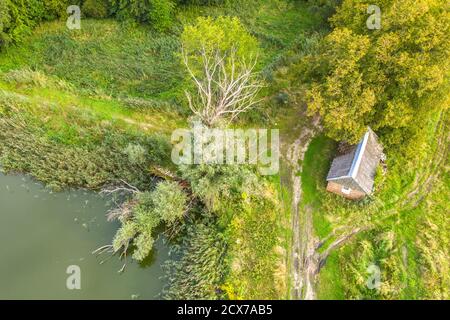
0;0;11;47
0;0;69;48
109;0;175;31
42;0;70;20
149;0;175;32
82;0;109;18
152;181;188;224
109;180;188;262
123;143;147;166
179;164;260;213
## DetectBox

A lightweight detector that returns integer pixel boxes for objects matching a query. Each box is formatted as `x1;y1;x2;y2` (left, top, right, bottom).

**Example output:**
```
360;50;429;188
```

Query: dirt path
282;115;320;300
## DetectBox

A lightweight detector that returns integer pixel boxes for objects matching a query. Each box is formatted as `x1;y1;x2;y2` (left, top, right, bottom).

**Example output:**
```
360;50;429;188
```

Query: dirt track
282;115;320;300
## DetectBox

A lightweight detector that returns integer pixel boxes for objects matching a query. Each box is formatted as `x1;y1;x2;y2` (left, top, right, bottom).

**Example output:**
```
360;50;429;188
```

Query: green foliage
149;0;175;32
132;232;156;260
111;181;188;262
176;0;225;5
341;231;405;299
223;192;282;299
109;0;175;31
301;135;337;238
2;68;73;91
123;143;147;166
112;191;162;261
180;164;260;214
82;0;109;18
0;0;69;48
181;16;259;75
0;20;183;99
305;0;340;21
0;0;11;46
0;89;171;191
415;171;450;299
306;28;373;142
42;0;71;20
162;218;227;300
303;0;450;144
130;193;162;260
152;181;188;224
112;220;138;252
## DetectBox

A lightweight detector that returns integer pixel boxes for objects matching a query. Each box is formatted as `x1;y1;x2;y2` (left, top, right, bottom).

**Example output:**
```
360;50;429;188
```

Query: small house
326;128;384;200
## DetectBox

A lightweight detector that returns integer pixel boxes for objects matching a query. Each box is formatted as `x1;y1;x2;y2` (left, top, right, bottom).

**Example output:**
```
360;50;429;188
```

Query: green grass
0;19;184;100
0;2;323;103
0;69;184;134
301;135;337;238
299;134;346;300
316;249;346;300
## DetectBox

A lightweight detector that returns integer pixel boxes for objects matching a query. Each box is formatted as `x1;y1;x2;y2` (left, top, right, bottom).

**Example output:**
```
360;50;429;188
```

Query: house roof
326;128;383;194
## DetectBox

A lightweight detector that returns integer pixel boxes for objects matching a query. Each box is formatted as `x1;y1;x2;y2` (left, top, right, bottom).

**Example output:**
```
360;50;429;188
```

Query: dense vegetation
292;0;449;299
0;0;324;300
0;0;447;300
303;0;449;146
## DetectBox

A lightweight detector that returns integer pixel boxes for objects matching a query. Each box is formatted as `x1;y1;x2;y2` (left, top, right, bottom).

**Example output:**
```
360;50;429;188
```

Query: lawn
300;134;337;239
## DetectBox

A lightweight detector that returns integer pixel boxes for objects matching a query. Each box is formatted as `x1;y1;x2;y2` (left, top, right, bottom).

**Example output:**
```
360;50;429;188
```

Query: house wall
326;181;366;200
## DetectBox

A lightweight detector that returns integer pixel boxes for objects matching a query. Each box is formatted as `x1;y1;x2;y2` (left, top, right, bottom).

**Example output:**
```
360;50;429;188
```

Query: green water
0;173;168;300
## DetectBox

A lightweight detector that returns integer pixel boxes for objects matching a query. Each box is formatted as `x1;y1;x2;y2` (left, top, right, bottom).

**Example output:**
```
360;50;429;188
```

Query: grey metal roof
326;128;383;194
326;146;358;180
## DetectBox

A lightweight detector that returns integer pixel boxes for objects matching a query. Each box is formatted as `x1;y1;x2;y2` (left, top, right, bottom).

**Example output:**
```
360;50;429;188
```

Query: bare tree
182;45;264;126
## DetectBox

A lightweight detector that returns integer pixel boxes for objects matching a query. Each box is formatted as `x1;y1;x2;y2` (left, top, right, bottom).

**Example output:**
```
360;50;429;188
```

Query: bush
0;0;11;47
109;0;175;31
42;0;71;20
82;0;109;18
152;181;188;224
0;0;69;48
109;180;188;262
180;164;260;213
123;143;147;166
149;0;175;32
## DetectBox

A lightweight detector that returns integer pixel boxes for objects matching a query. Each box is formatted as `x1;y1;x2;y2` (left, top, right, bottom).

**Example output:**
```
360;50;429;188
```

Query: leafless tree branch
182;45;264;126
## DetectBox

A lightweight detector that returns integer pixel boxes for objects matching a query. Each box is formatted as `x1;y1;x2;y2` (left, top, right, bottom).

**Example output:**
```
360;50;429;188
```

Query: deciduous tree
181;17;264;126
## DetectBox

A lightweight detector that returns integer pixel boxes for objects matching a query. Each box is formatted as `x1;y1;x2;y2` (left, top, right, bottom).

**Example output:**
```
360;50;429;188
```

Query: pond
0;173;169;300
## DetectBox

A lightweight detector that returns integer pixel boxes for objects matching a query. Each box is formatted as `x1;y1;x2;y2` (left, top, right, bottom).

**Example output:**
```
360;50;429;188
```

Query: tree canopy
181;16;263;125
304;0;449;145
